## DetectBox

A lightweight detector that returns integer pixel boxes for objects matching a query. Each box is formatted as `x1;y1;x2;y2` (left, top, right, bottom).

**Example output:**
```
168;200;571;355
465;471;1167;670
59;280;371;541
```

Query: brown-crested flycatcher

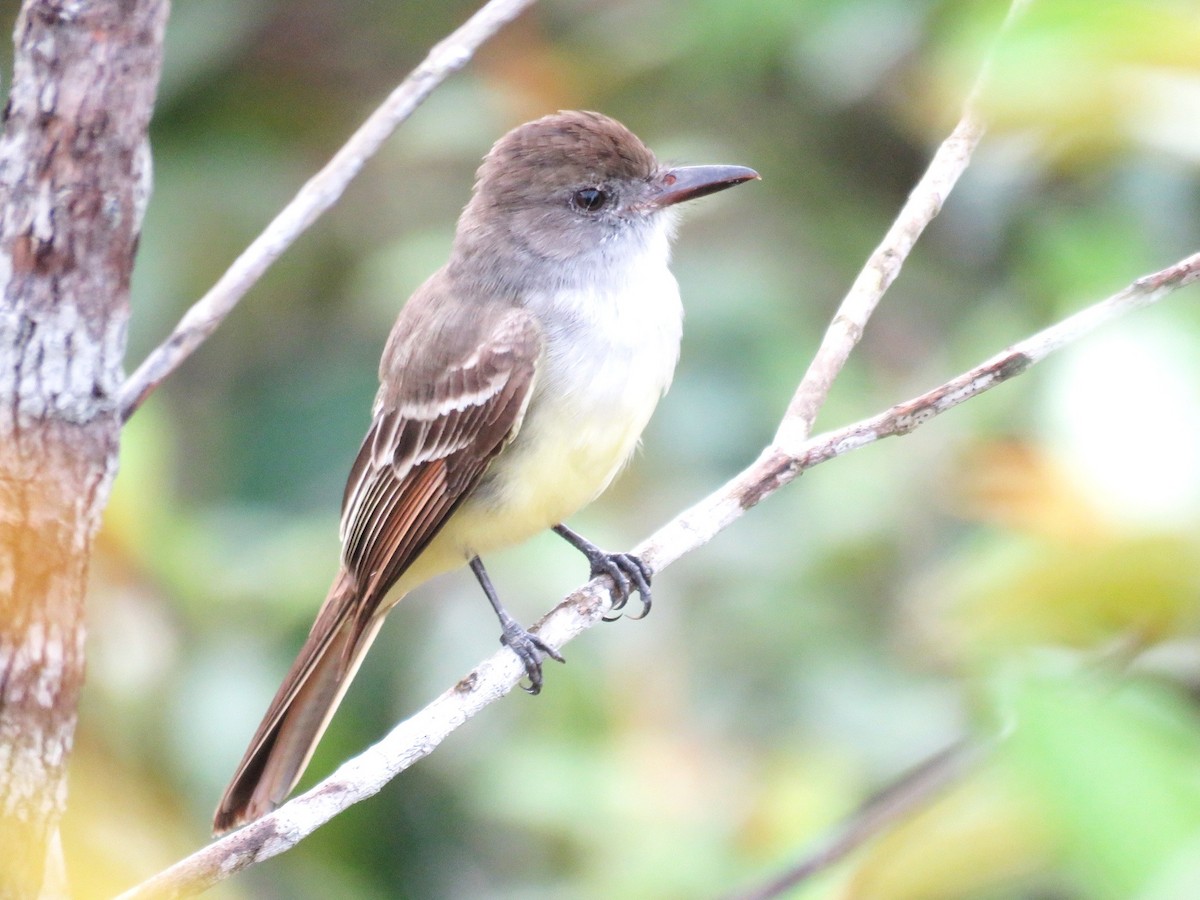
214;111;757;832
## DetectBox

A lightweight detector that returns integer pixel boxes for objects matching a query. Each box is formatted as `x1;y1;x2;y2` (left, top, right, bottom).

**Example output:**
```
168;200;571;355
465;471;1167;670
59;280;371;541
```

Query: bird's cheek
521;211;592;261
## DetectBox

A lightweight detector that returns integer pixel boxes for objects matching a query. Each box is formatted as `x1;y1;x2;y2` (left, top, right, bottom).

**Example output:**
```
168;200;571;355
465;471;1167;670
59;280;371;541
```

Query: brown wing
337;289;542;637
213;284;542;833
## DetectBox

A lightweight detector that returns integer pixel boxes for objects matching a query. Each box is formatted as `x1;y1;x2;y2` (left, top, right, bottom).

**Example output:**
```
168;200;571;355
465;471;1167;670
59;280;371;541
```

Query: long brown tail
213;570;386;834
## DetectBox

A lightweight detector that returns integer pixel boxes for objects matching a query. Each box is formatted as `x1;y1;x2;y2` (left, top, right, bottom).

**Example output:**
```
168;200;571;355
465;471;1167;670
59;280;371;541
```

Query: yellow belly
392;240;683;597
393;357;665;596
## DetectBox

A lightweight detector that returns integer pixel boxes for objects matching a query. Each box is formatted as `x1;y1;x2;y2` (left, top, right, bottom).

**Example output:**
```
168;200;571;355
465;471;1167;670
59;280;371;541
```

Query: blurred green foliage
5;0;1199;896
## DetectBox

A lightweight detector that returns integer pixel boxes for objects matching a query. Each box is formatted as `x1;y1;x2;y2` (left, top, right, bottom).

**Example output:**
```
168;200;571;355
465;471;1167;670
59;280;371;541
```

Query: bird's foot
589;550;653;621
552;525;654;621
500;619;564;695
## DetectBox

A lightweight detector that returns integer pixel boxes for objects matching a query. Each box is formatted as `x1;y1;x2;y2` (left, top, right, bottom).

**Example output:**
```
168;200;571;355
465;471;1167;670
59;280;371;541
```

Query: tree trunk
0;1;168;896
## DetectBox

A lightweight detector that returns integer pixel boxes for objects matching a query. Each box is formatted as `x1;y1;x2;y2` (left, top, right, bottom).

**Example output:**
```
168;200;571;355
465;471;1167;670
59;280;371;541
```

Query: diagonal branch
723;739;989;900
115;3;1043;894
117;0;538;423
116;243;1200;898
774;0;1031;455
637;249;1200;579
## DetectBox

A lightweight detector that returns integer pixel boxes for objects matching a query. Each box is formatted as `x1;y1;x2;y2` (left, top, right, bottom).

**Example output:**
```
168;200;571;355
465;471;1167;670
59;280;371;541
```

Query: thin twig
116;0;538;423
116;247;1200;899
724;739;989;900
774;0;1031;455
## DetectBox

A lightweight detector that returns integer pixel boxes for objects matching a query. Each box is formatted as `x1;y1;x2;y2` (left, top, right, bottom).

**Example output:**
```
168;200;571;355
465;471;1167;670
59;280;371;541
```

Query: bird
213;110;758;833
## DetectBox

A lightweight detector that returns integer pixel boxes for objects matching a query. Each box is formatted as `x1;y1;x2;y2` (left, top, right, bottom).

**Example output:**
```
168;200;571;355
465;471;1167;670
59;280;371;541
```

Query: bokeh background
7;0;1200;896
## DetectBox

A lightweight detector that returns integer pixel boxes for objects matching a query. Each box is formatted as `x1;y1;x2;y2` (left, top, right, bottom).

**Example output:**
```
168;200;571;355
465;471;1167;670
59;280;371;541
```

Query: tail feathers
213;571;386;834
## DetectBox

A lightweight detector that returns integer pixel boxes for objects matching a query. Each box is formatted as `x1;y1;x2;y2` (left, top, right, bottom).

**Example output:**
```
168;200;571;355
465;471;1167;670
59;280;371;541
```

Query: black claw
591;552;652;621
501;622;565;695
552;525;654;622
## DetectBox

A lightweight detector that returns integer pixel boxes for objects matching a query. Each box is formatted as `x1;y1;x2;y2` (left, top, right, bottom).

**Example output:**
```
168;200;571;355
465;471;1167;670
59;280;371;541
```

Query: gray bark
0;1;168;896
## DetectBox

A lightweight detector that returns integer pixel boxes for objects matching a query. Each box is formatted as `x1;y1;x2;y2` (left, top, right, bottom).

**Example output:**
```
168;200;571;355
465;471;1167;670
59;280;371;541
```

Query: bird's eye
571;187;609;213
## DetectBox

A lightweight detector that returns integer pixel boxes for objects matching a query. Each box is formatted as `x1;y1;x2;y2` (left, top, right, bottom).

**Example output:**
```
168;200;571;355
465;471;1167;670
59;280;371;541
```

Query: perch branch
116;2;1058;893
117;245;1200;899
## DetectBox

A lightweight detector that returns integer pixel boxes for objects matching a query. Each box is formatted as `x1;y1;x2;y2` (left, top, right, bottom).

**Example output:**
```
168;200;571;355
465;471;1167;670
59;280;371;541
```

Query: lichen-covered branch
0;1;167;895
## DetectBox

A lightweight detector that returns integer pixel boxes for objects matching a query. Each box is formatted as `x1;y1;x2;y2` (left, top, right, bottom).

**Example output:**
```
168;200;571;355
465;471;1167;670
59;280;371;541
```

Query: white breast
451;225;683;555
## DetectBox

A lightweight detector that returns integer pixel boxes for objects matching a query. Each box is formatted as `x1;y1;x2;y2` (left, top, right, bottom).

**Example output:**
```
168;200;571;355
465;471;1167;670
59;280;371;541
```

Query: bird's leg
469;556;563;694
552;523;653;621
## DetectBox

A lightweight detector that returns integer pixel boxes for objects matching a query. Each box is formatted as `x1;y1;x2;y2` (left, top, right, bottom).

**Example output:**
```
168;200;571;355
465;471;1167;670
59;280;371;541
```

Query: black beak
646;164;759;208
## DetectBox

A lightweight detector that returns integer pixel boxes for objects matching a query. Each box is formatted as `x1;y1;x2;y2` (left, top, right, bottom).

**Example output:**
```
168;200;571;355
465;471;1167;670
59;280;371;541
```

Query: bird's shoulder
376;267;543;412
338;270;544;539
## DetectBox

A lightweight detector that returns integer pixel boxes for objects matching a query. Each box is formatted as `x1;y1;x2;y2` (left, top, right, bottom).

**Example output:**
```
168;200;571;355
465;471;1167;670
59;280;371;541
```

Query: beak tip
651;164;761;208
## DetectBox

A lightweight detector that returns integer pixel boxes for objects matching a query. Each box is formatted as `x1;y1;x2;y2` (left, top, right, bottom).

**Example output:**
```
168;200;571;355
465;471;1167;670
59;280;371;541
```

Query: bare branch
116;645;546;898
638;248;1200;580
116;0;1199;894
116;236;1200;898
723;740;988;900
117;0;538;423
114;3;1061;894
774;0;1031;455
793;249;1200;465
